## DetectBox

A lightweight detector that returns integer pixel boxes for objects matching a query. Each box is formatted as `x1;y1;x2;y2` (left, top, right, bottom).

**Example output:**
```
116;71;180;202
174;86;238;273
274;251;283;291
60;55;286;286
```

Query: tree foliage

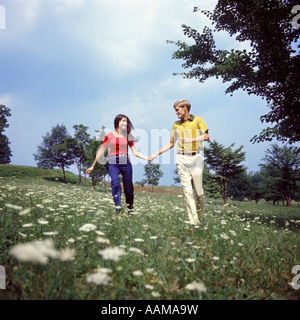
70;124;91;184
83;127;109;190
259;144;300;206
143;162;163;191
169;0;300;144
205;140;246;203
34;124;74;183
0;104;12;164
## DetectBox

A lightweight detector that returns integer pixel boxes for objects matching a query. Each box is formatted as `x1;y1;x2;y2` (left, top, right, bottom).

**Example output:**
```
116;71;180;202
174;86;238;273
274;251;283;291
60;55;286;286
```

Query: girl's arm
130;145;149;161
85;146;107;174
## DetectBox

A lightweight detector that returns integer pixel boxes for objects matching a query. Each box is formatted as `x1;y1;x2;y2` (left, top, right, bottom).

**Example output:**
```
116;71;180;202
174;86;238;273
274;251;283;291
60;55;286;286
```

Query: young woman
85;114;148;214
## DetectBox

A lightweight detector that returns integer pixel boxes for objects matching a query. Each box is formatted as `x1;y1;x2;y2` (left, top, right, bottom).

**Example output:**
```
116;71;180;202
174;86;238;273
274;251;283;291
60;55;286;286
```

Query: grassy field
0;165;299;300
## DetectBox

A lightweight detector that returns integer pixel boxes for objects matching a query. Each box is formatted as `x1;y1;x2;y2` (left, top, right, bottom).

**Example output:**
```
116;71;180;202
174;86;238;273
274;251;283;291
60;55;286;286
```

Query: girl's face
118;117;128;131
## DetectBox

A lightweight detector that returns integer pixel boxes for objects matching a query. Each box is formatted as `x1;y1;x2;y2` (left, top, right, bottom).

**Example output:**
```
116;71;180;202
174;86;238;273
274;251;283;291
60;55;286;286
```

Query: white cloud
0;93;13;106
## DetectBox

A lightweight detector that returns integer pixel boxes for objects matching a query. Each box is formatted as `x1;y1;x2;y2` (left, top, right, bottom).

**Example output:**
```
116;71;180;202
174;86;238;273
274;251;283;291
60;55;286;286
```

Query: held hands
148;153;158;162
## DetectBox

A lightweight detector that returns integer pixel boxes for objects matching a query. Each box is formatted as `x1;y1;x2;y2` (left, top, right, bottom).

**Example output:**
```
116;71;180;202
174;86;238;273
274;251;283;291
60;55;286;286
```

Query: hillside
0;164;80;183
0;165;182;194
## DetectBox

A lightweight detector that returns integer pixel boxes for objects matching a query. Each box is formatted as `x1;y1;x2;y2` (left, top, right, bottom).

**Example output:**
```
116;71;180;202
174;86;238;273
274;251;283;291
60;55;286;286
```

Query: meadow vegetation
0;165;299;300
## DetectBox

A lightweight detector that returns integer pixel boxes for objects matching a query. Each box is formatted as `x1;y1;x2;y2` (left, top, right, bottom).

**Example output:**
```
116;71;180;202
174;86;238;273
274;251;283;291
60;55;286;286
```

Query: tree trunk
222;181;227;204
286;194;292;207
62;166;66;183
78;168;82;184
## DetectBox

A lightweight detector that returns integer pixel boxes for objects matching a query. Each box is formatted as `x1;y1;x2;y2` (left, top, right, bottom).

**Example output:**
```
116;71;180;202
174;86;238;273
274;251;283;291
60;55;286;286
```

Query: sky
0;0;288;186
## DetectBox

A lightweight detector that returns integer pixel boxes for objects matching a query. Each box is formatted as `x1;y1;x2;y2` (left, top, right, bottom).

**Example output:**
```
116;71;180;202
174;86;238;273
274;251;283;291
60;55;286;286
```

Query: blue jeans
108;155;134;209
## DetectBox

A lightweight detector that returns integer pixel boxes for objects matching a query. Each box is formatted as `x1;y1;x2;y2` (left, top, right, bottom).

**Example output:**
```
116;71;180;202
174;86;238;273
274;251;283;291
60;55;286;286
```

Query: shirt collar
181;114;195;123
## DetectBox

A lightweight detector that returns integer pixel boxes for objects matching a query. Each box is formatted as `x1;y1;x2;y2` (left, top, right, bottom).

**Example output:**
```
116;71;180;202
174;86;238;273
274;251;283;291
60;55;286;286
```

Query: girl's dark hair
114;114;134;138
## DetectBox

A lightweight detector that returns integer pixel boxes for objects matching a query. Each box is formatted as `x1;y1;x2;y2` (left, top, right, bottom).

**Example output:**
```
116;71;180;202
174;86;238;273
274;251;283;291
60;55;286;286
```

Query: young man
149;99;209;226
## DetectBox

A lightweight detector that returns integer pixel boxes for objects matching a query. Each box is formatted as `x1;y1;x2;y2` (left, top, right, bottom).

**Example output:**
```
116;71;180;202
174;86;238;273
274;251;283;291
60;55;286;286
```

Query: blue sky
0;0;284;186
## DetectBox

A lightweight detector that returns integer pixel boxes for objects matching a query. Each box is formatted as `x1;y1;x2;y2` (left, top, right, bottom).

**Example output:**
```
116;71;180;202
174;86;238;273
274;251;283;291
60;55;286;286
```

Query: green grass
0;166;300;300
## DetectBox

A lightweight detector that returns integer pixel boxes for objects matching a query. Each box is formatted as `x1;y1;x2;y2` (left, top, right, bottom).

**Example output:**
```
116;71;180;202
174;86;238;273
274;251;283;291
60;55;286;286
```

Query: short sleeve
102;134;109;149
197;117;208;134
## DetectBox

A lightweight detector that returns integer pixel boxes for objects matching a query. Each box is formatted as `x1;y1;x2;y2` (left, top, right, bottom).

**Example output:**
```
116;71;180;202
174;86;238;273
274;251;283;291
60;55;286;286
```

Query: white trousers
176;153;204;225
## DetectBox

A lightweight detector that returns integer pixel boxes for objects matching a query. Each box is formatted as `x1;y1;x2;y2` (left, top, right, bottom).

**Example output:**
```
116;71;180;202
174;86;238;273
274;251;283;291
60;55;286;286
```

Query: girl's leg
120;162;134;209
108;164;122;209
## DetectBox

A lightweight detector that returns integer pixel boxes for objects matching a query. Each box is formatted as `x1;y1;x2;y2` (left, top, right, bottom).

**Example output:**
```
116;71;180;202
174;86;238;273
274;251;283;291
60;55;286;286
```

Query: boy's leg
191;154;205;223
176;155;200;225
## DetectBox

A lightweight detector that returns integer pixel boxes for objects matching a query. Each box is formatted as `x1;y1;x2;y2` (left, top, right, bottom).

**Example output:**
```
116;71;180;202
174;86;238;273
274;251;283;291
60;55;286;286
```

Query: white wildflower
145;284;154;290
86;268;112;286
59;204;69;208
58;248;75;261
38;219;49;225
132;270;143;277
5;203;23;211
94;230;105;236
96;237;110;244
19;208;31;216
22;223;35;228
151;291;161;297
18;232;27;238
129;247;144;255
98;246;127;261
185;258;196;263
146;268;155;273
185;281;207;293
220;233;229;240
79;223;97;232
43;231;58;236
9;239;58;265
134;238;144;242
229;230;237;236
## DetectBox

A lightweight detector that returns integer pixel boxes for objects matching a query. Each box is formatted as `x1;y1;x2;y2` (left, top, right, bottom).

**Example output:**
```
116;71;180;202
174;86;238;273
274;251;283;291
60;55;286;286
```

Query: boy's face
174;105;188;120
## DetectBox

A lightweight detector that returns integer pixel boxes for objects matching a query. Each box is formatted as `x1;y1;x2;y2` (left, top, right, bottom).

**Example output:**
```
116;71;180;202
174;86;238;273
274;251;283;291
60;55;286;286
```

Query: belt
177;151;199;156
109;154;128;157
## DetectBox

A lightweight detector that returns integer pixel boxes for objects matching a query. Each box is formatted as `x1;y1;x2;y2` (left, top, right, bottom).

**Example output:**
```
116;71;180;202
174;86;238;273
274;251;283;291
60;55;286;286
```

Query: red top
102;132;134;156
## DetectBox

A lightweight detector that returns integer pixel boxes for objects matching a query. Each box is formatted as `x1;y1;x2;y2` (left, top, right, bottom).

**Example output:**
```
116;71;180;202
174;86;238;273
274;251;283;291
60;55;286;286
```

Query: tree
227;172;251;201
168;0;300;144
0;104;12;164
247;171;264;203
34;124;74;183
70;124;91;184
205;140;246;204
84;127;109;190
143;163;163;191
259;144;300;206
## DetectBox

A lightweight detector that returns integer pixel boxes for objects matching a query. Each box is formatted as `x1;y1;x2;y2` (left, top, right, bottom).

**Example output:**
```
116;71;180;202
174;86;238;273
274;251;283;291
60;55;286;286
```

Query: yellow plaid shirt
170;115;209;153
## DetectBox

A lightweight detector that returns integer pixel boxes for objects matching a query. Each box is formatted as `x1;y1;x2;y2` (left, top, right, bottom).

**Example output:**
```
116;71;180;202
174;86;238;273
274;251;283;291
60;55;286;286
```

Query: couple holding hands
86;99;209;226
